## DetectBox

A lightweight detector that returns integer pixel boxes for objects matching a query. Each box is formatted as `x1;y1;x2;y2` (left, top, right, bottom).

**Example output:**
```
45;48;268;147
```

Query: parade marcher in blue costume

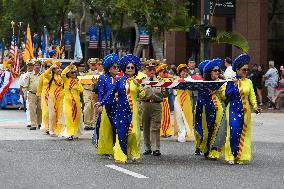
94;53;121;157
97;54;145;164
223;54;261;165
194;59;225;160
194;60;210;155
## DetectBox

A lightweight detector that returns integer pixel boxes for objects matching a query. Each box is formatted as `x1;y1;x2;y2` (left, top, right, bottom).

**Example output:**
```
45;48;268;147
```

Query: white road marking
106;164;148;179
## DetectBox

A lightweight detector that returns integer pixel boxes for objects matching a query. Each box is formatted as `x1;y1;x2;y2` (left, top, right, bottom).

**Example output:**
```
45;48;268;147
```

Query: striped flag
23;24;34;62
9;36;20;76
89;41;98;49
88;26;98;49
139;27;150;45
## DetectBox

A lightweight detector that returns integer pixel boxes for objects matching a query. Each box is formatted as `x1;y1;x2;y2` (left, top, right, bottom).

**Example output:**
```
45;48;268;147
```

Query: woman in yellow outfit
44;61;64;136
94;53;121;156
223;54;261;165
97;54;145;164
60;63;84;140
174;64;193;142
156;63;172;137
194;59;226;159
36;59;52;134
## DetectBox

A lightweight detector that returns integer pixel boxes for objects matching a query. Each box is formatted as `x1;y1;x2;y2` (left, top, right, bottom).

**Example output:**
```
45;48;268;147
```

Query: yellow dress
99;76;145;163
36;74;50;132
174;90;193;141
159;78;172;137
44;69;64;136
223;78;257;162
96;74;117;155
61;66;84;137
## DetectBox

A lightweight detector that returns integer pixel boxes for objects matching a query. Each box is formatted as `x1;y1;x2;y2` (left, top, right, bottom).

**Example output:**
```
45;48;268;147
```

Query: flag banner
10;35;20;76
89;26;98;49
0;71;13;101
33;34;38;50
142;79;228;92
74;28;83;61
53;32;59;45
0;43;3;56
139;27;150;45
42;28;48;58
23;25;34;62
64;32;72;50
101;26;111;49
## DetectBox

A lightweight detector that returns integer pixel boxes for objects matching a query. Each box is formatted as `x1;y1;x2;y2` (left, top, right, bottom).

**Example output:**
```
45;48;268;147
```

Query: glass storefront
268;0;284;69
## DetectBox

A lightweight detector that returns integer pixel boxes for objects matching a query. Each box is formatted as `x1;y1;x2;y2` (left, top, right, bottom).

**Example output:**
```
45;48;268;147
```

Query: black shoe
143;150;152;155
45;131;49;135
195;149;201;155
68;136;74;141
26;125;31;128
204;151;209;159
84;127;92;131
38;125;41;129
29;127;36;130
152;150;161;156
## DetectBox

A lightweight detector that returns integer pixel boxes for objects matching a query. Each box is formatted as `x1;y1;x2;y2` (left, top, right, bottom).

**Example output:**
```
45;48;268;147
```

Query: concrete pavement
0;109;284;189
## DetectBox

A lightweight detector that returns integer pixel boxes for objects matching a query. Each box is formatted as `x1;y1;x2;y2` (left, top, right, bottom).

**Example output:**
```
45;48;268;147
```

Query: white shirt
224;66;236;79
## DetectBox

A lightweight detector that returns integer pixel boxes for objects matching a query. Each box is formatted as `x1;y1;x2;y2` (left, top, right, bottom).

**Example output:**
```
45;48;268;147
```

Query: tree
0;0;79;52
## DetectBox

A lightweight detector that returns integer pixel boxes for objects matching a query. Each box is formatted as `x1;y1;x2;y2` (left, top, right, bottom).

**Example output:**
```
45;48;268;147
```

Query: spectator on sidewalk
273;70;284;110
223;57;236;79
250;64;265;105
264;61;279;109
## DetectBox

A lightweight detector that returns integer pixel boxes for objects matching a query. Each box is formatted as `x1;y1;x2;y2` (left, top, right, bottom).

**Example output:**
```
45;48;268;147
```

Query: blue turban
48;50;56;58
198;60;210;76
102;53;120;71
232;54;250;72
203;58;222;74
120;54;141;72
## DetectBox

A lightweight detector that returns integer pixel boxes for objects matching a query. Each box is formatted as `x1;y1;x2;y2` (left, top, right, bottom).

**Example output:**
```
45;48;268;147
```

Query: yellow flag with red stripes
23;24;34;62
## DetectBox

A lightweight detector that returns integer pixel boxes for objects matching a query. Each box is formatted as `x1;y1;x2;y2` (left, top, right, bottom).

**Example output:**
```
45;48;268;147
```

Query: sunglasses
126;66;135;70
212;69;221;72
240;68;250;72
112;65;119;70
147;67;155;71
70;71;77;74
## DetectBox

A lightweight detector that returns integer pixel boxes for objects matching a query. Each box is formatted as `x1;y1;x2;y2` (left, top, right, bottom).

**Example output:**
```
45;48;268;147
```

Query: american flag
139;35;149;45
101;41;110;49
9;37;20;77
89;41;98;49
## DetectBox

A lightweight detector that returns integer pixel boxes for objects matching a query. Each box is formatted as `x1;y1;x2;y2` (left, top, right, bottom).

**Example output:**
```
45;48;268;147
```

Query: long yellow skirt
97;107;114;155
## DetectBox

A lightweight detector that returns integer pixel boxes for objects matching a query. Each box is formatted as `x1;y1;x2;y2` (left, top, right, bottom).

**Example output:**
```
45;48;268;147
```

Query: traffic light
189;25;217;39
204;26;217;38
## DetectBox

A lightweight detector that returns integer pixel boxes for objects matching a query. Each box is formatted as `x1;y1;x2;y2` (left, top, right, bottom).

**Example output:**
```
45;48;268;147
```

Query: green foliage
0;0;79;47
127;0;178;34
212;31;249;53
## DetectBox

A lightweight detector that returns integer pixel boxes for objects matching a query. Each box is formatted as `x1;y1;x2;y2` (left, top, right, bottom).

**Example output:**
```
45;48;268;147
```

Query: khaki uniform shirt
22;71;41;95
141;76;169;102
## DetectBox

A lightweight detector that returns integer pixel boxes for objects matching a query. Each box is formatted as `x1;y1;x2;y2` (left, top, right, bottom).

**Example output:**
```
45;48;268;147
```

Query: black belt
143;100;162;103
28;91;36;95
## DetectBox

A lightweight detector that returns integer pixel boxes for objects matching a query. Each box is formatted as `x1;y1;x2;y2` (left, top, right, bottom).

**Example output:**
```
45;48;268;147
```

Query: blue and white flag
88;26;98;49
42;27;48;58
74;28;83;61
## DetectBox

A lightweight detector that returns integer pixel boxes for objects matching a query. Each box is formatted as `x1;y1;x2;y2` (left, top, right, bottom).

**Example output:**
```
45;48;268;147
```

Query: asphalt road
0;109;284;189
